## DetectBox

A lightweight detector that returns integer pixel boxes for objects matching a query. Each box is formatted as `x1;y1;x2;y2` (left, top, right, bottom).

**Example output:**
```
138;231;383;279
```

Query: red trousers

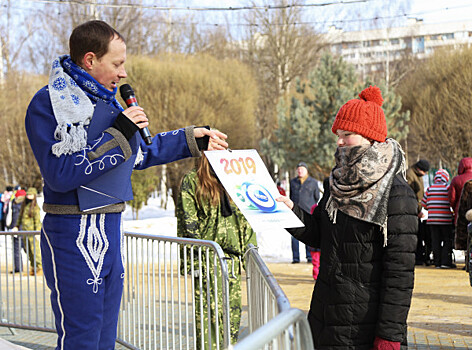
310;250;320;280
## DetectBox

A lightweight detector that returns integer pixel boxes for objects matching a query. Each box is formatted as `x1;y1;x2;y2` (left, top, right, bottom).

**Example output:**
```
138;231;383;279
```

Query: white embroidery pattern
77;214;109;293
134;146;145;167
159;128;183;137
74;133;125;175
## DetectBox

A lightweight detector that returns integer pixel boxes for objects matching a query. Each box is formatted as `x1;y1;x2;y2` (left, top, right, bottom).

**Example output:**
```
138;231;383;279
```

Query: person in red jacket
449;157;472;225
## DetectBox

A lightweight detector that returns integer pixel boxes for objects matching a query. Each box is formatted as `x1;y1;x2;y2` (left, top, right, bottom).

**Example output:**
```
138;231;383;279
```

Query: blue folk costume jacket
25;86;201;214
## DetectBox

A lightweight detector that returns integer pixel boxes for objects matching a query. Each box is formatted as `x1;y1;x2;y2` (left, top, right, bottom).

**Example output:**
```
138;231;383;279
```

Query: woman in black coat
278;86;418;350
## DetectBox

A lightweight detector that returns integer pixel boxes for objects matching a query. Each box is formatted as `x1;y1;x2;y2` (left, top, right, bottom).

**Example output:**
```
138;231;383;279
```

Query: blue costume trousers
41;212;124;350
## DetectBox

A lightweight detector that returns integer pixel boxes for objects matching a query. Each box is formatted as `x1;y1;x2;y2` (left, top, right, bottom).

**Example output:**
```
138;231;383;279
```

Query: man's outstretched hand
194;128;228;150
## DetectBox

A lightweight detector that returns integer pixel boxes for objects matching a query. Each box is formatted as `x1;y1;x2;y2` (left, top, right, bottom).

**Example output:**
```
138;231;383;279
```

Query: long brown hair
27;195;38;217
195;154;224;207
19;193;37;220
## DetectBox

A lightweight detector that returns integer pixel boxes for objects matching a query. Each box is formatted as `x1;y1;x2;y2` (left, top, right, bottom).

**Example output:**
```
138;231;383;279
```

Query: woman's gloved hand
371;337;400;350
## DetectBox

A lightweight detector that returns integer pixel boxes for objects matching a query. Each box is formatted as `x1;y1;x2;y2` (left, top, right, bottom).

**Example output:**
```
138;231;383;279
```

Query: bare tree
124;54;259;207
0;72;46;190
399;47;472;170
0;1;37;81
240;0;325;177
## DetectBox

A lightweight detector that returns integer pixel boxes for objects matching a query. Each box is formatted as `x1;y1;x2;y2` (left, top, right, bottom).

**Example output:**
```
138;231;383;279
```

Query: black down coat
288;175;418;350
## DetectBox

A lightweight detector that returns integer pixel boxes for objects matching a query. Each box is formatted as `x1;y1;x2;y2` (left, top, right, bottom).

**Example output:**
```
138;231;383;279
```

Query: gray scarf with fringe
326;138;406;246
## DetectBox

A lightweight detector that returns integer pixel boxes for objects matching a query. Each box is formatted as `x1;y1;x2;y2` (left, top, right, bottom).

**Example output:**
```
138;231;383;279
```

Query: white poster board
204;149;304;231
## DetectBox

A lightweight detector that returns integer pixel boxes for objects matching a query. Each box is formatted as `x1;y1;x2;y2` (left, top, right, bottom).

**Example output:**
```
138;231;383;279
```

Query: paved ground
266;261;472;350
0;262;471;349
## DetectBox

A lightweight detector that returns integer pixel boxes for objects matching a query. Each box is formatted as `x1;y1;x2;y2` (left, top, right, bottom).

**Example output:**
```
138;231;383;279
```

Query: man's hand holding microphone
119;83;228;150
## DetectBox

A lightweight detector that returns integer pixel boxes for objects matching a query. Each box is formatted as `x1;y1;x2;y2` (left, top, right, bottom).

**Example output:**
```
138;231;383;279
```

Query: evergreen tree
262;53;360;178
364;80;410;143
262;53;410;179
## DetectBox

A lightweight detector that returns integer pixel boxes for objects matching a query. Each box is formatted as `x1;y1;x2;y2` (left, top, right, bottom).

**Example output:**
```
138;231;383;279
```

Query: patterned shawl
326;138;406;246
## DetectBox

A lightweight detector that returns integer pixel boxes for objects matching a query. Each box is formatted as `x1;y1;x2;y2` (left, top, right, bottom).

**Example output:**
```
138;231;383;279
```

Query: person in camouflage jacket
15;187;42;275
176;155;257;349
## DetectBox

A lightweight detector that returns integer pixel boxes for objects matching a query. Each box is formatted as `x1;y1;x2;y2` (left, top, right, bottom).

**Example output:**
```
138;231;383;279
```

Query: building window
347;42;361;49
442;33;454;40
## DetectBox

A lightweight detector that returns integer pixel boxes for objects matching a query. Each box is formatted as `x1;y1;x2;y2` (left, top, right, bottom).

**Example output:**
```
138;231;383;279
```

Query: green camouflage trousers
194;254;242;350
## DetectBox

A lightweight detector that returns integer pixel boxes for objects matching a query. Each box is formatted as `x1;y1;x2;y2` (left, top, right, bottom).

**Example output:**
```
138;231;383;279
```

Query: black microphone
119;84;152;145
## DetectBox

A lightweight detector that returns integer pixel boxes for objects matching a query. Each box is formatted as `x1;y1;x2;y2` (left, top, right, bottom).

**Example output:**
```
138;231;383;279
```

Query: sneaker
440;264;457;269
291;261;300;264
30;267;43;276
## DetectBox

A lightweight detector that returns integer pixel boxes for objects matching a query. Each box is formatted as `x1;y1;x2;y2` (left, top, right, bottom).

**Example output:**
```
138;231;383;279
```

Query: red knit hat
331;85;387;142
15;189;26;197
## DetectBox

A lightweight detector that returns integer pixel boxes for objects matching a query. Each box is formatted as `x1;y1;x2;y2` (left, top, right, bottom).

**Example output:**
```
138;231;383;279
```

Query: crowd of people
1;186;42;275
1;17;470;350
404;157;472;271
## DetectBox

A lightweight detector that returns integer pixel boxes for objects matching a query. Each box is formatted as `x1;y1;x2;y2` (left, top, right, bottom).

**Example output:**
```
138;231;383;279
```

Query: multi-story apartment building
324;19;472;78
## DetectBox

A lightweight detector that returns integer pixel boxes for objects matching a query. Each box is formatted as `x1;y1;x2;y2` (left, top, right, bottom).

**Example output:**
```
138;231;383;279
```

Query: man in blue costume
25;20;227;349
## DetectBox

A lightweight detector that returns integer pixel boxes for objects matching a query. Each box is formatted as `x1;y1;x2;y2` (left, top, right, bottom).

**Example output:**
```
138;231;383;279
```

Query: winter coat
449;157;472;224
290;176;320;213
406;166;425;213
422;170;453;225
288;175;418;350
176;169;257;257
455;180;472;250
17;200;41;231
6;196;24;230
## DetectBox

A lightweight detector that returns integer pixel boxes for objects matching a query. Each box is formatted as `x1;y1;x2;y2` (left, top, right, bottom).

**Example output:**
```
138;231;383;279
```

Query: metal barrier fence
243;243;290;334
242;244;313;350
232;308;313;350
0;230;232;350
0;232;313;349
0;231;54;334
118;232;231;350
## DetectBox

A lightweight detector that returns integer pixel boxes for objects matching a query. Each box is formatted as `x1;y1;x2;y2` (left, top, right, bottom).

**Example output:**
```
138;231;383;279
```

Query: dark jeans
429;224;454;267
291;236;311;262
415;220;432;264
13;236;23;272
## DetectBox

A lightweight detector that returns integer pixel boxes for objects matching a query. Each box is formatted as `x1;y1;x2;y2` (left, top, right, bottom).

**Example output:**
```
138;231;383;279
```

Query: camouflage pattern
192;252;242;349
17;200;42;269
176;169;257;349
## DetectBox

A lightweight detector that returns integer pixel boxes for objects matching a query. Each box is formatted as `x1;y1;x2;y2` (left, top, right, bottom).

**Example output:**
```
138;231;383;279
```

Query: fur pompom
359;85;383;106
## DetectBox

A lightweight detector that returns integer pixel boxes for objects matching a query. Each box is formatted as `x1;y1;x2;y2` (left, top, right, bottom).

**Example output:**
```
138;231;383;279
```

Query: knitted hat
433;169;449;184
26;187;38;196
297;162;308;170
331;85;387;142
15;189;26;197
414;159;430;172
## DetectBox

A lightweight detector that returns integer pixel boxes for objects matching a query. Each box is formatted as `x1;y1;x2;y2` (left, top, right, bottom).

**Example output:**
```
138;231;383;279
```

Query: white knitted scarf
49;56;94;157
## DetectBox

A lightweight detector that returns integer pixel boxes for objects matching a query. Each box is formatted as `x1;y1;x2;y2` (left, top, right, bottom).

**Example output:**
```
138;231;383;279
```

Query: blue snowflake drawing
71;94;80;105
69;78;78;87
52;60;60;69
84;81;98;93
52;77;67;91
